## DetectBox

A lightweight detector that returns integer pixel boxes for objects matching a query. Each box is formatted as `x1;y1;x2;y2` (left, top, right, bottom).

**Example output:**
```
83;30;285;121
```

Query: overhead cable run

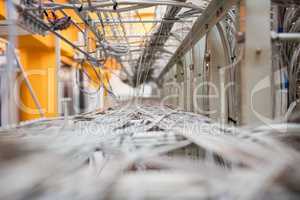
157;0;234;83
130;0;188;87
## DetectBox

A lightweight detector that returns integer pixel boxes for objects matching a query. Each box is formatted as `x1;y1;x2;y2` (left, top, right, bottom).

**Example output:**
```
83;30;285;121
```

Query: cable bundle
0;103;300;199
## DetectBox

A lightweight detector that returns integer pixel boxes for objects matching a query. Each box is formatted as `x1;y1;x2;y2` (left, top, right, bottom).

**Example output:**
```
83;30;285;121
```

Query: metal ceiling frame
11;0;217;87
28;0;201;12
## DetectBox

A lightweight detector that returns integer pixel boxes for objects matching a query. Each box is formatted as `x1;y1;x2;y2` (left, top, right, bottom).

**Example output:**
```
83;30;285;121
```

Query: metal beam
156;0;234;82
271;32;300;42
36;0;201;11
239;0;273;125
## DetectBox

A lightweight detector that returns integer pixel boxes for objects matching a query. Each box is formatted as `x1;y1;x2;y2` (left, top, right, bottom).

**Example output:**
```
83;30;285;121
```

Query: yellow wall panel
18;35;55;49
60;26;78;57
0;0;6;19
19;49;58;121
